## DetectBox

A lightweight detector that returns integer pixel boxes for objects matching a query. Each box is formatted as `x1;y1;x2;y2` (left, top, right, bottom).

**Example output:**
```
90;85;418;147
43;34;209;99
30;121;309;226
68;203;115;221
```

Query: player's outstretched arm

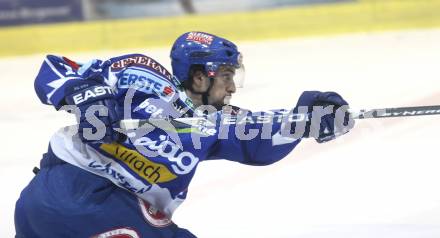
207;91;354;165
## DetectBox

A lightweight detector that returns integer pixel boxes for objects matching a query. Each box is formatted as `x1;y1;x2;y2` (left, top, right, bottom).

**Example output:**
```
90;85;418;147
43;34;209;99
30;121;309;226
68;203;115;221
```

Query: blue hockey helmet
170;31;245;87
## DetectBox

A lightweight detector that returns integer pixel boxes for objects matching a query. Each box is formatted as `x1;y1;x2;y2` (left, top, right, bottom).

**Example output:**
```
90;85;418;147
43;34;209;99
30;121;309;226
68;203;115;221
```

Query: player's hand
295;91;354;143
64;76;120;143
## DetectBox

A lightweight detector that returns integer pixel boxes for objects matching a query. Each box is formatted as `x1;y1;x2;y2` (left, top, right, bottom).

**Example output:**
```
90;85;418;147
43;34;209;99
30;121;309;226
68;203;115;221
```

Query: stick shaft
352;105;440;119
120;105;440;129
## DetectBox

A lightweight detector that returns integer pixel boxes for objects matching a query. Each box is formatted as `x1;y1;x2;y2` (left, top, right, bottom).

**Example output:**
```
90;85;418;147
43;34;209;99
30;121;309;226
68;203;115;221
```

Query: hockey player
15;32;354;238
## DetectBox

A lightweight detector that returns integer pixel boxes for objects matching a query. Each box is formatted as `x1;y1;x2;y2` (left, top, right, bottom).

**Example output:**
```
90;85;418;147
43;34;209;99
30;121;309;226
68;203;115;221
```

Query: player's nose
227;81;236;94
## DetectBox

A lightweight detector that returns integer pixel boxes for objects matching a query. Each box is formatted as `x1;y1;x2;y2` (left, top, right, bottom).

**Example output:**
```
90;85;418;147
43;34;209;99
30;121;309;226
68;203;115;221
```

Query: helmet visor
206;53;245;88
233;53;245;88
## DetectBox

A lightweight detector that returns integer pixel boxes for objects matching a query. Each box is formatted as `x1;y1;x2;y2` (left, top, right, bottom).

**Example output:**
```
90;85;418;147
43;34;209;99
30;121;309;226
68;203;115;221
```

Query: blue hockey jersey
34;53;301;218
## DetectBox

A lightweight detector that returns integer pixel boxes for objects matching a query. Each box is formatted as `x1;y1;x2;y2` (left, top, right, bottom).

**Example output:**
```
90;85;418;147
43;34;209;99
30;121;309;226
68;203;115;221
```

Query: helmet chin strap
202;77;214;105
187;76;215;106
202;93;209;105
189;79;225;111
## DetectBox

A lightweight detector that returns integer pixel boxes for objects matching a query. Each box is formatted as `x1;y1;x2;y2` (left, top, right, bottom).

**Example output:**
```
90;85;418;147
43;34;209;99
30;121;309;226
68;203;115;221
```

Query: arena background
1;0;440;237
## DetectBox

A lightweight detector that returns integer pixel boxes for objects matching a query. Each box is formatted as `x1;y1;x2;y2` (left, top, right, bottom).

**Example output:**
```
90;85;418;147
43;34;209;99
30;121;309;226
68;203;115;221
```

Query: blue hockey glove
295;91;354;143
64;78;120;143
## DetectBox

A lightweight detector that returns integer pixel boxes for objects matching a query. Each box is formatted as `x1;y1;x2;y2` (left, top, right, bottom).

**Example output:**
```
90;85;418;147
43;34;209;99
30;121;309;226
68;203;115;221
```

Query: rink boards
1;0;440;57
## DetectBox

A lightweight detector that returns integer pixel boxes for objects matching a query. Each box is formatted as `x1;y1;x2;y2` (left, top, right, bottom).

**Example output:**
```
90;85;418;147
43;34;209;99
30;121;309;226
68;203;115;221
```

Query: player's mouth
223;95;232;105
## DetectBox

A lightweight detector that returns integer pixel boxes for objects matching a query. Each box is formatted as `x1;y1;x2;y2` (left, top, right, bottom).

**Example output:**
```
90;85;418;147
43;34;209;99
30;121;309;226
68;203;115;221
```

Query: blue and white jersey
34;54;301;218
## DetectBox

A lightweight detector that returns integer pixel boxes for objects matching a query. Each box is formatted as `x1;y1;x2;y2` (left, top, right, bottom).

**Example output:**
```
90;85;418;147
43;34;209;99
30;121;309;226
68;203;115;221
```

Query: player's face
208;65;237;109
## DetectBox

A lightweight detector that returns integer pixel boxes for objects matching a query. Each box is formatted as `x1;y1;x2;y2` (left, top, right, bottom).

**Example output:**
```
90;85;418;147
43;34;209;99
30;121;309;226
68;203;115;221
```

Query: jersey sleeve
207;110;302;166
34;53;193;120
34;55;87;109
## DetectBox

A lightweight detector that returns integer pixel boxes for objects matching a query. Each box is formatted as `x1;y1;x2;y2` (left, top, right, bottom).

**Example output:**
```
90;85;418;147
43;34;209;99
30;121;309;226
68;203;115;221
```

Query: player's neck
185;89;204;108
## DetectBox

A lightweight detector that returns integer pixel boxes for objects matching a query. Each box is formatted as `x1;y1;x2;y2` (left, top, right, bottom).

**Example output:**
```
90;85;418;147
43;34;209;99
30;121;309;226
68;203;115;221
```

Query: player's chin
210;96;232;110
223;95;232;105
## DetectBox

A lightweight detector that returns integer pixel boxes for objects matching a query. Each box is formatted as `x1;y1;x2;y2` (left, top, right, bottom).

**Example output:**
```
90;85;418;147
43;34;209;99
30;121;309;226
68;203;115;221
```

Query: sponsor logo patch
92;227;140;238
163;86;174;96
117;68;176;101
111;55;172;81
100;143;177;184
138;198;173;228
72;85;113;104
133;136;199;175
88;161;150;194
186;32;213;45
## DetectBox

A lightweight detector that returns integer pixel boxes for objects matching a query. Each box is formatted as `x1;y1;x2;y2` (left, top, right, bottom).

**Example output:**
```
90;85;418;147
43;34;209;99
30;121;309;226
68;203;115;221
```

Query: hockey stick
119;105;440;130
351;105;440;119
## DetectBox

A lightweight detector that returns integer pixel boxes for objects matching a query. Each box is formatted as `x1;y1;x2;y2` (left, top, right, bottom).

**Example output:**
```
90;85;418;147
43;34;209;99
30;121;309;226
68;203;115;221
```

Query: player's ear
191;70;209;92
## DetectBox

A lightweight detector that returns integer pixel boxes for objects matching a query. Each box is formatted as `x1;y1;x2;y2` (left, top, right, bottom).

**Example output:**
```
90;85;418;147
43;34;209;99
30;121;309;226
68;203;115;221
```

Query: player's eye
219;72;234;83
